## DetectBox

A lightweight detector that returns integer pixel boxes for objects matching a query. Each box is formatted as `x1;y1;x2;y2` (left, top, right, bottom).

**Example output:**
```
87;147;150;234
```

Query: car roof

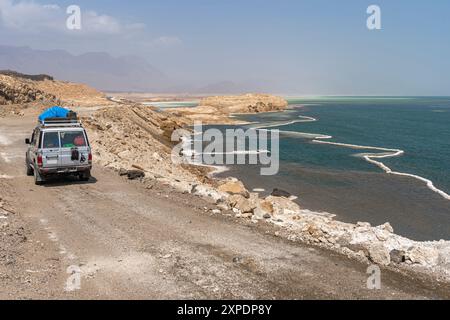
39;127;85;132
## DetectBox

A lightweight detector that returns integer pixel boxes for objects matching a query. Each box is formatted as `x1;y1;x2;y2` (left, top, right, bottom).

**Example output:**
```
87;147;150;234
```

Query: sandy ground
0;112;449;299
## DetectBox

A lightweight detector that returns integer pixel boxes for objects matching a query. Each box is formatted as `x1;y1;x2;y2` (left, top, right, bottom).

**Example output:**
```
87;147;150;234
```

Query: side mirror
25;138;30;145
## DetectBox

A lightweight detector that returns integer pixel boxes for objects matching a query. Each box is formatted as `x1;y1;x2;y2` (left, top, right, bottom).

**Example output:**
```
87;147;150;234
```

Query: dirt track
0;113;449;299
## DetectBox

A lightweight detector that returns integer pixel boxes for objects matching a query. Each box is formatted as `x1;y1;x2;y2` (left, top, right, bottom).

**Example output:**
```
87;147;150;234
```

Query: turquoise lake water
219;97;450;240
253;97;450;193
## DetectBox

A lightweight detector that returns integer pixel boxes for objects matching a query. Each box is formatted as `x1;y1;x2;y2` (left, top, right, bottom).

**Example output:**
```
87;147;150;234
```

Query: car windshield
59;131;87;148
42;132;60;149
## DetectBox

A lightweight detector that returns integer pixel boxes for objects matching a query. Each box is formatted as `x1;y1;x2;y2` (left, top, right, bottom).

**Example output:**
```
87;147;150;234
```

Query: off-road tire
34;164;44;185
26;154;33;176
79;170;91;182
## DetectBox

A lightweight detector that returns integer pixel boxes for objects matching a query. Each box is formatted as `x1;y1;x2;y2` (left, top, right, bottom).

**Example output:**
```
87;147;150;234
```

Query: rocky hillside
167;93;288;124
0;71;107;107
82;104;214;193
0;74;59;105
0;70;53;81
199;94;287;114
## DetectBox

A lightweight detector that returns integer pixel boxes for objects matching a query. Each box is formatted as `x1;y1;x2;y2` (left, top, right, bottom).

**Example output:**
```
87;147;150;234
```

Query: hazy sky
1;0;450;95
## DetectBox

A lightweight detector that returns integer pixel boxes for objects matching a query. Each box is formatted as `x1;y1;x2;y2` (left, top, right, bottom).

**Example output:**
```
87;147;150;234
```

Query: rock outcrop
167;93;288;124
0;71;107;107
214;183;450;280
199;94;288;114
217;179;250;198
0;75;59;105
0;70;53;81
83;104;204;195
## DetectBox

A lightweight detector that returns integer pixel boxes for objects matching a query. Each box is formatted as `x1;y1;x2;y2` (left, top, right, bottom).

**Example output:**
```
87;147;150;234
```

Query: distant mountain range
0;45;169;92
0;45;264;94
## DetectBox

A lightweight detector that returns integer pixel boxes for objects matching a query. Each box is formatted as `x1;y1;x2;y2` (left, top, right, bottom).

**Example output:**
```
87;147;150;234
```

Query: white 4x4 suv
25;118;92;185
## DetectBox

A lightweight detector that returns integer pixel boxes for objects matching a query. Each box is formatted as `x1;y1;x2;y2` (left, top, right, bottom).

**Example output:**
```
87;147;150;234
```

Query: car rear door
41;131;60;168
27;128;39;165
59;130;90;167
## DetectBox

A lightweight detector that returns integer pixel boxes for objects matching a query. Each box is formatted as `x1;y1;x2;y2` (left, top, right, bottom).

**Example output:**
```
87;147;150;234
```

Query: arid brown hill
166;93;288;124
0;70;53;81
0;71;106;106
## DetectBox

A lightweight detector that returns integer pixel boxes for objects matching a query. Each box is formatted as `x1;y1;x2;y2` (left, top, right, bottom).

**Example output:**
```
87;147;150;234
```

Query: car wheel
34;165;44;185
26;154;33;176
79;170;91;182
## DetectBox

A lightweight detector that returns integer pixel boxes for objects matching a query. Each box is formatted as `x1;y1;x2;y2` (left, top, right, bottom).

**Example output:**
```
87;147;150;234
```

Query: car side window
31;129;38;146
43;132;60;149
36;130;42;148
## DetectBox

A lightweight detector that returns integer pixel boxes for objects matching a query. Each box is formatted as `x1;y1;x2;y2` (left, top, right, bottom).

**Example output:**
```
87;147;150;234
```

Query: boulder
260;200;274;213
218;180;249;198
192;184;225;203
336;233;352;247
390;249;406;264
249;196;275;220
374;223;394;241
127;170;145;180
228;194;257;213
367;243;391;266
264;196;300;216
380;222;394;233
253;207;266;220
356;222;371;228
406;246;440;266
271;188;291;198
306;223;324;239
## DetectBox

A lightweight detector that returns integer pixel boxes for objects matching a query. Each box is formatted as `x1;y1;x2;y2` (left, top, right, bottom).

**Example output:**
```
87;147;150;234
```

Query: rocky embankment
0;72;107;108
0;75;59;105
167;93;288;124
173;176;450;283
83;104;212;192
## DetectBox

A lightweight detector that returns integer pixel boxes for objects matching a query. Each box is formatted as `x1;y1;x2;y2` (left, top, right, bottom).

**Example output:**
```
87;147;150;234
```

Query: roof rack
39;117;83;128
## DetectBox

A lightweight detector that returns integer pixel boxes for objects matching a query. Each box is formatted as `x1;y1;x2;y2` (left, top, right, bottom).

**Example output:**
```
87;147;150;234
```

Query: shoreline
184;103;449;210
172;96;450;209
248;112;450;201
160;98;450;283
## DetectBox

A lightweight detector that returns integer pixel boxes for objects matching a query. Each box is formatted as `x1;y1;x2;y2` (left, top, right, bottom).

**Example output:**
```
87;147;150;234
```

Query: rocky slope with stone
0;74;59;106
195;178;450;283
82;103;213;193
0;72;107;107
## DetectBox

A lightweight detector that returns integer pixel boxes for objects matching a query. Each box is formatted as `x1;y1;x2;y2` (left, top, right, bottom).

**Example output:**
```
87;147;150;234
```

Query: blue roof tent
38;106;70;121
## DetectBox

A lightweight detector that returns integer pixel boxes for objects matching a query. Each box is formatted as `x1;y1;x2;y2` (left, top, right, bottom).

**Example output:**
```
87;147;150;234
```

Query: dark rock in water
127;170;145;180
390;249;406;264
271;188;291;198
